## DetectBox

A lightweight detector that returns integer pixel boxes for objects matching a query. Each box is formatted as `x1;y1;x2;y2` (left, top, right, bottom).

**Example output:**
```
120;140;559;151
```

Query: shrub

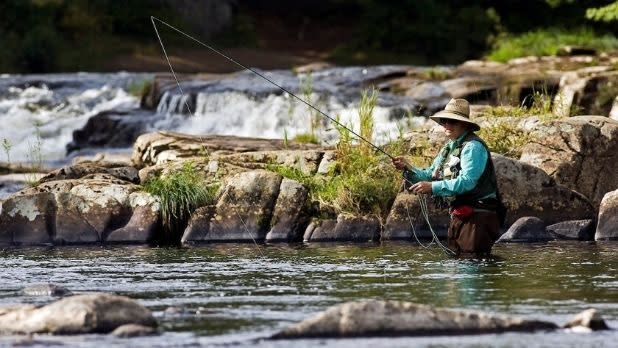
487;27;618;62
143;162;219;245
478;121;534;158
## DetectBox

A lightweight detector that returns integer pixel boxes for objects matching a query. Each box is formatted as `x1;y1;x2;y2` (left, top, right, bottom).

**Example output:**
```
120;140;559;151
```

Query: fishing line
150;16;394;160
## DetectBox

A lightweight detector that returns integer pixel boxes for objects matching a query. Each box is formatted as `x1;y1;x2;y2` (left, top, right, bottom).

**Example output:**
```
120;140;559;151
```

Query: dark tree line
0;0;616;72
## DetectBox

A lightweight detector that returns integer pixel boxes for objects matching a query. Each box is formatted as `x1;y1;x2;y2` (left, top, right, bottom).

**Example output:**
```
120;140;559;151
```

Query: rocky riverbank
2;52;618;246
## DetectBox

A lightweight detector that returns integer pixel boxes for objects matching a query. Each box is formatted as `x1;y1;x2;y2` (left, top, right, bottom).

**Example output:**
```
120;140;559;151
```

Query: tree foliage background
0;0;617;73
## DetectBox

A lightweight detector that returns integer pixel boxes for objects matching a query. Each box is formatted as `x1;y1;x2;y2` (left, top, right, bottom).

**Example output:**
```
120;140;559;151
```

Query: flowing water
0;242;616;347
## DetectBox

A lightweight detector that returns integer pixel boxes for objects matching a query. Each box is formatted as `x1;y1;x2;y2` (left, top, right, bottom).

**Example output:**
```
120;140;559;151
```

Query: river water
0;242;616;347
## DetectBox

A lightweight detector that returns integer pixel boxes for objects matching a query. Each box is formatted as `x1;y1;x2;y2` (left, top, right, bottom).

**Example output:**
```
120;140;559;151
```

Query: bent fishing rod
150;16;395;160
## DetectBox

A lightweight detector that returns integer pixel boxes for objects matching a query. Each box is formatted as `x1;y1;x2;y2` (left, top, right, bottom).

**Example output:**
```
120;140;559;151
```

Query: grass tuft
143;162;219;245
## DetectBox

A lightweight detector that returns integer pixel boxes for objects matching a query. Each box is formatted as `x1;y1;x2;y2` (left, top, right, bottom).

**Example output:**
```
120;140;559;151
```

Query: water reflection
0;242;616;347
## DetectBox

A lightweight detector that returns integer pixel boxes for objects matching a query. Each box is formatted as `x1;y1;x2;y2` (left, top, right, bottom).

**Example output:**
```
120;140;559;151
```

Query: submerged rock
272;300;558;338
497;217;553;243
111;324;158;338
0;294;156;335
563;309;610;331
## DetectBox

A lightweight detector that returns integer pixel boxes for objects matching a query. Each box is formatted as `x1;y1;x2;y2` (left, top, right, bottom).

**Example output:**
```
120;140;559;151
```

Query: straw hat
430;98;480;131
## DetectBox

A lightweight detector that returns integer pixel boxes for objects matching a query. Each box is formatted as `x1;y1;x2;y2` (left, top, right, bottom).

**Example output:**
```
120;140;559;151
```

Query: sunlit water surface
0;242;616;347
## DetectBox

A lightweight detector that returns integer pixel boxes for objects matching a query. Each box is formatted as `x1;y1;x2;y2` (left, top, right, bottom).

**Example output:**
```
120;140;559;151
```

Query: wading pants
447;211;500;255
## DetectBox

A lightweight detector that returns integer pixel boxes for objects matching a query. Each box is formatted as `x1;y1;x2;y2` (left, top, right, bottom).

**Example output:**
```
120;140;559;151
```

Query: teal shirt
403;131;496;198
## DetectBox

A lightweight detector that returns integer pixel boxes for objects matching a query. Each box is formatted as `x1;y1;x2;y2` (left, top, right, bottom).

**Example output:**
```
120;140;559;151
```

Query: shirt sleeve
402;151;444;184
431;140;487;196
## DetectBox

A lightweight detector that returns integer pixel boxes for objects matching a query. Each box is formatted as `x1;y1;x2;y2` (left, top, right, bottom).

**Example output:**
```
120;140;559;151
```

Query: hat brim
430;111;480;131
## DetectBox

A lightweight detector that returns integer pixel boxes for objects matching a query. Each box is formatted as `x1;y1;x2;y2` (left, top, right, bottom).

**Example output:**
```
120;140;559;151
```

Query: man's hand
392;156;411;171
410;181;432;194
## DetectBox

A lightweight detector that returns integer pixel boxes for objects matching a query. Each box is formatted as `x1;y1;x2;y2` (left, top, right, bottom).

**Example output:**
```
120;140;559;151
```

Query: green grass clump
127;79;153;98
478;121;534;158
292;133;319;144
488;27;618;62
271;88;405;222
143;162;219;244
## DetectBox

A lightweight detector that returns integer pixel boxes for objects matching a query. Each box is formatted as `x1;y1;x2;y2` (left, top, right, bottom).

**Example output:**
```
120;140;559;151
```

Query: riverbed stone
105;192;161;244
271;300;558;338
265;178;309;243
110;324;159;337
497;217;552;243
0;294;157;334
303;215;380;243
595;189;618;240
0;192;56;246
546;219;595;241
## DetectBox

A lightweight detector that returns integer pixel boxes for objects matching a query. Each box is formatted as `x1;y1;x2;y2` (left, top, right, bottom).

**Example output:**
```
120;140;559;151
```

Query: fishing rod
150;16;395;160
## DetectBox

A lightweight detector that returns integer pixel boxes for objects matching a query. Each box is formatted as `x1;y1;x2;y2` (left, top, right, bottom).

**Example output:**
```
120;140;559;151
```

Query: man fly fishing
392;98;505;256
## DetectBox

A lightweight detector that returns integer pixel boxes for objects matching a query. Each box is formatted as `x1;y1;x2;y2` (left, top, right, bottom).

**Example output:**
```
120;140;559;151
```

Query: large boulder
0;192;56;246
0;294;156;334
181;170;281;243
496;217;553;243
132;131;322;168
265;178;310;243
272;300;557;338
383;192;449;241
0;177;159;246
493;154;594;225
520;116;618;209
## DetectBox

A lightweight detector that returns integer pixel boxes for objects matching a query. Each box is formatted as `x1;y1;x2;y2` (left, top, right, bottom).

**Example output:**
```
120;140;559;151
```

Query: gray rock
304;215;380;243
384;192;449;241
265;178;309;243
105;192;161;244
0;192;56;246
272;300;558;338
181;205;217;245
21;284;72;297
546;219;595;240
497;217;553;243
111;324;158;337
563;309;609;331
182;170;281;243
0;293;157;334
39;163;139;184
596;189;618;240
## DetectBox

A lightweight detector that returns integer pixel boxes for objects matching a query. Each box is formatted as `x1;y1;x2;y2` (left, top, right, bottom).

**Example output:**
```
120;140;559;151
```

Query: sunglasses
438;119;460;125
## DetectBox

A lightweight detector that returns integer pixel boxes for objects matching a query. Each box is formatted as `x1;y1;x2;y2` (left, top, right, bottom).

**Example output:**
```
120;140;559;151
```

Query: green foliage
478;121;534;158
586;2;618;22
292;133;319;144
143;162;219;245
271;89;404;221
127;79;153;98
488;27;618;62
358;88;377;156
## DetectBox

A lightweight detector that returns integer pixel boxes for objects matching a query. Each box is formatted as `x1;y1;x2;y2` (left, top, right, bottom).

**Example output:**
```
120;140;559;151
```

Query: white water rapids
0;68;430;165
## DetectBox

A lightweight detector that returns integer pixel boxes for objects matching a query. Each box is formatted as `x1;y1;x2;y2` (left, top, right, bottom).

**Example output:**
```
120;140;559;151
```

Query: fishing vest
436;133;498;205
